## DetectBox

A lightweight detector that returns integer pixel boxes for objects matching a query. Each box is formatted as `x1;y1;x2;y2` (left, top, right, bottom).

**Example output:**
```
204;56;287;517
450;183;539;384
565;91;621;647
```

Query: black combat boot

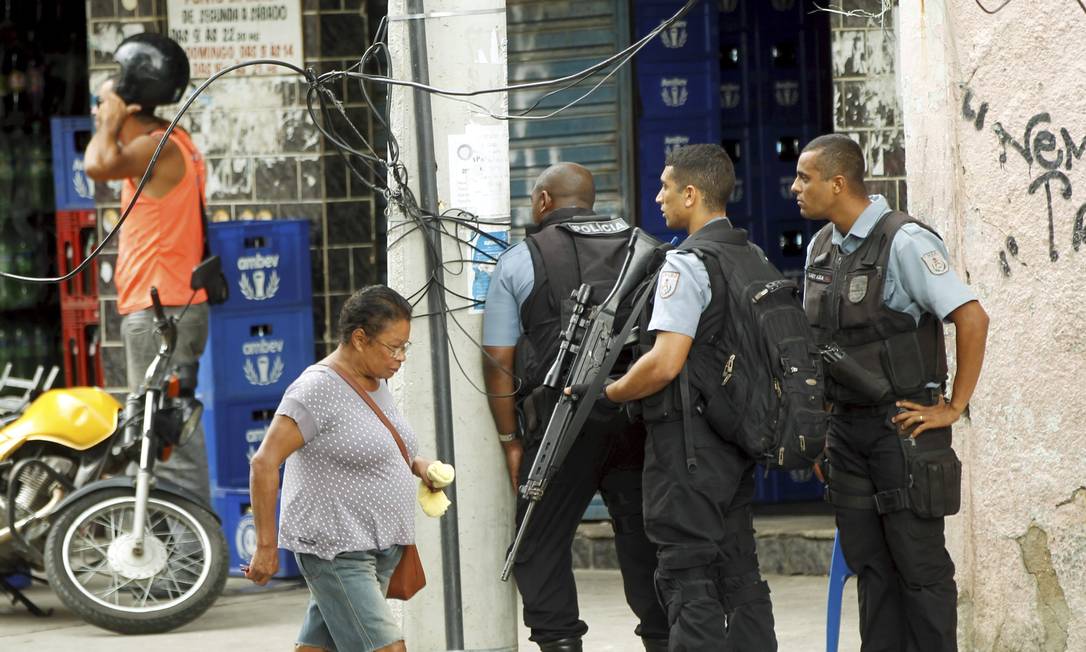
642;637;669;652
538;637;583;652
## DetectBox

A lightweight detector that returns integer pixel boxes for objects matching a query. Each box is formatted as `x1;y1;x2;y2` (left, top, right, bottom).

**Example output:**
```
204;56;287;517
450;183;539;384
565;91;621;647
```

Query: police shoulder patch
921;250;949;275
659;271;680;299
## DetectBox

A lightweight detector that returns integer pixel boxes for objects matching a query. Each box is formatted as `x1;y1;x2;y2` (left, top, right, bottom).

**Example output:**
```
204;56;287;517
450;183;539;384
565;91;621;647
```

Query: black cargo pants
827;404;958;652
643;414;777;652
512;411;668;645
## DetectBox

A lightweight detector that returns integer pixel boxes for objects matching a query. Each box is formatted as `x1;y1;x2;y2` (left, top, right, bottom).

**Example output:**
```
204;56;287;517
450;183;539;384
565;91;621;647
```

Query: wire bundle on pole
0;0;699;395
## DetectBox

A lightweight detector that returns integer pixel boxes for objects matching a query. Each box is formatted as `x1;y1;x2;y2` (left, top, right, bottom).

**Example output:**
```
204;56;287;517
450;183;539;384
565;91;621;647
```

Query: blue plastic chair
826;530;856;652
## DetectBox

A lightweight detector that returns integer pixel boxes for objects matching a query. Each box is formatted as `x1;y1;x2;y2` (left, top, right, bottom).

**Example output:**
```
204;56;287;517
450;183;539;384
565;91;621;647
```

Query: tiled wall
84;0;387;393
829;0;907;211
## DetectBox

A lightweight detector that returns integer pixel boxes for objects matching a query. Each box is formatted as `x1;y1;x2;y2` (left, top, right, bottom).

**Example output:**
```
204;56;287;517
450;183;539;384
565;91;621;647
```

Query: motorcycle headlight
178;397;204;446
154;397;203;446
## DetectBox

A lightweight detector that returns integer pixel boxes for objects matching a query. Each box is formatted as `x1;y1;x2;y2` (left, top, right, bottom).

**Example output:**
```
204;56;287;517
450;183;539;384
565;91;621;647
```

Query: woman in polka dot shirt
246;285;436;652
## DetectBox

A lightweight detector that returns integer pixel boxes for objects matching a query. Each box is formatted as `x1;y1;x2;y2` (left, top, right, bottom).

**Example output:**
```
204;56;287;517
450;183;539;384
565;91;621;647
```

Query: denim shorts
295;546;404;651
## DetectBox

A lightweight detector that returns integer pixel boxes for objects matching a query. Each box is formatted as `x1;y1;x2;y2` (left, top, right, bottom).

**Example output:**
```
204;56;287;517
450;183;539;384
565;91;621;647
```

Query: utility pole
386;1;516;651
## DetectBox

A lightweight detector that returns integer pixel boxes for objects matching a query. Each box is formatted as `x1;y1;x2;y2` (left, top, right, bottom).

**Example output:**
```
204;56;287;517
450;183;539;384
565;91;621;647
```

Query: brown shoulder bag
327;361;426;601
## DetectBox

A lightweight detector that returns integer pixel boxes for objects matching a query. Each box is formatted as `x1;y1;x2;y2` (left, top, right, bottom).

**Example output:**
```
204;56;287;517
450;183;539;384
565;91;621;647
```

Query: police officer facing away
601;145;777;651
482;163;668;652
793;134;989;651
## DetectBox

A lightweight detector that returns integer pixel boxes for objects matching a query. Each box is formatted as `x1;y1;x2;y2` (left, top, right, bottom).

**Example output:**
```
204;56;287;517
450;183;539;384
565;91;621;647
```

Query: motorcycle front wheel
44;488;229;634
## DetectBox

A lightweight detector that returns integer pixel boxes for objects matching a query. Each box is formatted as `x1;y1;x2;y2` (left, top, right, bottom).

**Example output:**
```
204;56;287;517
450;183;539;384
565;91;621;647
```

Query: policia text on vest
482;163;668;652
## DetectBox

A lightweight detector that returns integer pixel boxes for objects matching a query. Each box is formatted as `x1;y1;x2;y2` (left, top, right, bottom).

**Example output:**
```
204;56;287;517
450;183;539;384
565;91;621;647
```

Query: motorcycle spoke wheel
45;488;228;634
62;497;210;612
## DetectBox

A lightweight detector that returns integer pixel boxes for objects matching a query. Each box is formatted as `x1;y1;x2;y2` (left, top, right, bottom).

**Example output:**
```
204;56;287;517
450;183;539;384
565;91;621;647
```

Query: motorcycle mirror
190;256;223;291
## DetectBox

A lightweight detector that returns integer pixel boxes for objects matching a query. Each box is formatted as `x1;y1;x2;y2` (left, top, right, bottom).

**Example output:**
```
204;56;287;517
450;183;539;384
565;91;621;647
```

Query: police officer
792;134;989;651
482;163;668;652
601;144;777;651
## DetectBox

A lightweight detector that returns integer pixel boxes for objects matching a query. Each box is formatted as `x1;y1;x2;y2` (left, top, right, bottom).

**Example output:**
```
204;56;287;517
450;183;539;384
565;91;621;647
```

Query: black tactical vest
637;219;732;423
514;207;632;396
804;211;948;405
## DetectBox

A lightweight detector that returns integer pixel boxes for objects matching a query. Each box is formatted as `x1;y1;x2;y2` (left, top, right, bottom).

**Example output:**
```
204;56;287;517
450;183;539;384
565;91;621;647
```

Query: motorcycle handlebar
150;286;166;324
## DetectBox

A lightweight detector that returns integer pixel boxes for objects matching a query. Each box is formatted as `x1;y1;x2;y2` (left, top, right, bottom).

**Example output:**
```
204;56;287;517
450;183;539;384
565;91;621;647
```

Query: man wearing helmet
85;33;211;502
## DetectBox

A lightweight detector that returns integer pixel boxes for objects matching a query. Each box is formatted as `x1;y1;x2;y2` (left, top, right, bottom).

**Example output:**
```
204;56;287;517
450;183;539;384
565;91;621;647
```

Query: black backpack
684;228;827;471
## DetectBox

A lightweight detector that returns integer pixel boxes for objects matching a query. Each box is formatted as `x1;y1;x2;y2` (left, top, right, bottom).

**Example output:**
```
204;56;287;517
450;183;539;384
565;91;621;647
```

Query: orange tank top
116;128;208;315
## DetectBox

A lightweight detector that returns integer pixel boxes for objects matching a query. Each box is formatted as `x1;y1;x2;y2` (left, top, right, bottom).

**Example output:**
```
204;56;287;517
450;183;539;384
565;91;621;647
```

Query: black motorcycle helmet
112;33;190;109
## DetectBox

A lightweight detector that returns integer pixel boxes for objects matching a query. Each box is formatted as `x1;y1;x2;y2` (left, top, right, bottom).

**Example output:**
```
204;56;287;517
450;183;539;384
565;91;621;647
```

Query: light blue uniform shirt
645;218;730;338
803;195;976;322
481;241;534;347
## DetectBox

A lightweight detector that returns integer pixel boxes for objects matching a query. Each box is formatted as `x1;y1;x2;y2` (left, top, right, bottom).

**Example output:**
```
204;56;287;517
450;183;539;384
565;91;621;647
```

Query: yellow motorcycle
0;258;228;634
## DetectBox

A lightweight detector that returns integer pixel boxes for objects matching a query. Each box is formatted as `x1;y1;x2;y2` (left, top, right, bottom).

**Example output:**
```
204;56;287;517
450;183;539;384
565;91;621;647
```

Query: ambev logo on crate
235;512;258;561
242;339;285;386
660;78;689;108
237;252;281;301
660;20;688;49
245;426;268;462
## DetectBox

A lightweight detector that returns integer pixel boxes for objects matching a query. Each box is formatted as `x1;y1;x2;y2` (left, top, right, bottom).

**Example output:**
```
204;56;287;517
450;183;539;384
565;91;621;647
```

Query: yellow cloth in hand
418;460;455;517
418;483;451;517
426;461;455;488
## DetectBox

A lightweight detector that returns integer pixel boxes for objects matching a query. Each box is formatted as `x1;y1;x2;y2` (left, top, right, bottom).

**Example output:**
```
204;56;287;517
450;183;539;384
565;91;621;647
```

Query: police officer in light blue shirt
603;144;778;651
793;134;989;651
482;163;667;652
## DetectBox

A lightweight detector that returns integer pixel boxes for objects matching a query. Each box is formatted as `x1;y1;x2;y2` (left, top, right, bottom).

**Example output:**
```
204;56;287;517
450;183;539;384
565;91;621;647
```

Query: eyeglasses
374;338;411;358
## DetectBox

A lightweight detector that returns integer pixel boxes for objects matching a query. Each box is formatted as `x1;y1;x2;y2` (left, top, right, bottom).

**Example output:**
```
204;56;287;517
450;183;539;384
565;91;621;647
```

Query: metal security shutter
506;0;633;226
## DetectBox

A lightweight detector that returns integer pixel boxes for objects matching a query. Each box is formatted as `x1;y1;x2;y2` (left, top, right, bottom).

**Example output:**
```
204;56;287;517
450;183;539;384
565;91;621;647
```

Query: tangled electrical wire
0;0;698;395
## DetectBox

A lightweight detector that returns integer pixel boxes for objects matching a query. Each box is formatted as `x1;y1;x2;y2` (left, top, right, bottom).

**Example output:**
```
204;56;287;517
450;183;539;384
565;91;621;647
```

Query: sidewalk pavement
1;570;859;651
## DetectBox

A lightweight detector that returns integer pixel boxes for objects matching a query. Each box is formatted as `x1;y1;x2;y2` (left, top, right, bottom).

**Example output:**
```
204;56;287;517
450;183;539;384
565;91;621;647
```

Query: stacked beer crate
197;219;314;577
51;117;103;387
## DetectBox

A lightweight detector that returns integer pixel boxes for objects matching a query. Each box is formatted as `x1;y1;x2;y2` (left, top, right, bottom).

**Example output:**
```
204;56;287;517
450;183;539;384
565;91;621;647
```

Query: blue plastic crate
636;60;720;119
758;0;806;30
757;34;818;123
1;572;31;590
50;117;95;211
758;126;809;217
203;399;280;490
720;126;756;223
198;308;315;403
207;220;313;312
634;0;718;62
583;492;610;521
753;465;825;504
637;115;720;241
719;32;753;125
212;488;300;578
718;0;750;33
765;219;813;275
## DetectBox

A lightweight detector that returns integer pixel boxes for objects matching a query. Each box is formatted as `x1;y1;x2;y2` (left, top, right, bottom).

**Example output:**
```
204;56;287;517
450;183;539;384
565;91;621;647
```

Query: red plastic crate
55;210;99;306
61;313;103;388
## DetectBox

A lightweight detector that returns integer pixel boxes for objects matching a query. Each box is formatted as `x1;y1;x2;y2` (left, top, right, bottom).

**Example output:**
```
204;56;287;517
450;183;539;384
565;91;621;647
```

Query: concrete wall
84;0;387;394
897;1;1086;649
383;0;518;648
830;0;908;210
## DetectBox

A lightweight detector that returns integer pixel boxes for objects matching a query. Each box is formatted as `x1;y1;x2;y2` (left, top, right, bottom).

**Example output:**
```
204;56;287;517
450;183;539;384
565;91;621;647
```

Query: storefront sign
167;0;303;77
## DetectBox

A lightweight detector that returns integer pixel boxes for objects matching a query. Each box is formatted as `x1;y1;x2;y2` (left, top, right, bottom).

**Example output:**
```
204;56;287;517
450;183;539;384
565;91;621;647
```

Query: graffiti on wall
963;88;1086;275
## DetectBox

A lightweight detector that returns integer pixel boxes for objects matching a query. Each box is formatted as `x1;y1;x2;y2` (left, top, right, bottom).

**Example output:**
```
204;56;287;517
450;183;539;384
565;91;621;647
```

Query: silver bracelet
497;431;517;443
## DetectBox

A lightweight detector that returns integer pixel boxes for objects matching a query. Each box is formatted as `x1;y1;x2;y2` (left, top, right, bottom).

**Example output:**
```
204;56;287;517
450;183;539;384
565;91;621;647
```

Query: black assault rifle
501;227;660;581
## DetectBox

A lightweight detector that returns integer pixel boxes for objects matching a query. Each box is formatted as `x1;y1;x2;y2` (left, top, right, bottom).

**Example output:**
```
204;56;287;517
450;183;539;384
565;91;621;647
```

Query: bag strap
679;363;697;473
199;194;211;259
325;360;413;468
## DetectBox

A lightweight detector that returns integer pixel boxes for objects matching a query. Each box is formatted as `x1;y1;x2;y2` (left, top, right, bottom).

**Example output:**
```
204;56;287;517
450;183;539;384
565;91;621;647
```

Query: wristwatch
497;431;517;443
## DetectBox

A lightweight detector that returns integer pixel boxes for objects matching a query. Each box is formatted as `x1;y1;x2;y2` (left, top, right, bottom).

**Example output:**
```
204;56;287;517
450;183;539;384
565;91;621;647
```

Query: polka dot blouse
275;365;418;560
